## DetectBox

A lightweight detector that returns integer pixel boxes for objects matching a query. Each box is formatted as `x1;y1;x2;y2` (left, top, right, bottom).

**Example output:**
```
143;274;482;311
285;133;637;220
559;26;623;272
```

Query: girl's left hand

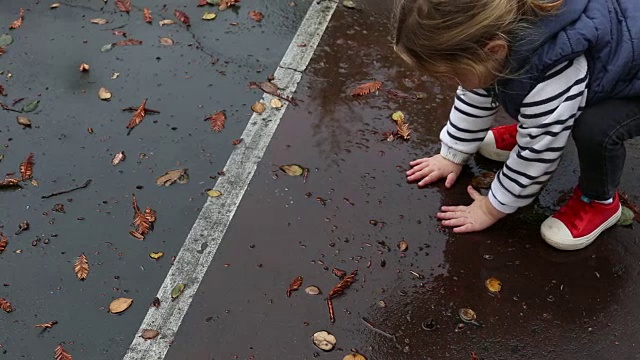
437;186;507;233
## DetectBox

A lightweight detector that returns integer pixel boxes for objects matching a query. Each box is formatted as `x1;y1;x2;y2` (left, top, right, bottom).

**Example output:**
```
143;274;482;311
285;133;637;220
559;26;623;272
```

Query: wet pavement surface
3;0;640;360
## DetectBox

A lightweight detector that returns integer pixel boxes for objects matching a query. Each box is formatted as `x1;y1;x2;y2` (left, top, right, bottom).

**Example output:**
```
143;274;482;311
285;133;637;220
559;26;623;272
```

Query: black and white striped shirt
440;55;589;213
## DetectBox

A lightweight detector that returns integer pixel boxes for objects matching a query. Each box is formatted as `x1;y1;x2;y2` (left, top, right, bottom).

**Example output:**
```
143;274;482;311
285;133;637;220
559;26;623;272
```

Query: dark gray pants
572;98;640;201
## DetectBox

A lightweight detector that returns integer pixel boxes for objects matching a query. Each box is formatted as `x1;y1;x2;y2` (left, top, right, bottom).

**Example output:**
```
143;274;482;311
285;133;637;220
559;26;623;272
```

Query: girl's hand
437;186;506;233
406;154;463;188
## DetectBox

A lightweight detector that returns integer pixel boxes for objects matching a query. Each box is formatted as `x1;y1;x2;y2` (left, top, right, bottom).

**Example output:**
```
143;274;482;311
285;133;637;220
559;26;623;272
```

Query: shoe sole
541;205;622;251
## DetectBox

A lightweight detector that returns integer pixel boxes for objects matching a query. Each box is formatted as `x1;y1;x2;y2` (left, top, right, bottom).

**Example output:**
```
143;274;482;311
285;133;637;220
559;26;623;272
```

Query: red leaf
351;81;382;96
231;138;243;145
286;276;303;297
0;298;12;313
328;270;357;299
114;38;143;46
205;111;226;132
248;10;263;22
126;99;147;132
143;8;153;23
54;344;73;360
219;0;240;10
19;153;34;181
115;0;132;13
197;0;208;6
9;8;24;30
0;233;7;253
174;9;191;26
0;47;4;56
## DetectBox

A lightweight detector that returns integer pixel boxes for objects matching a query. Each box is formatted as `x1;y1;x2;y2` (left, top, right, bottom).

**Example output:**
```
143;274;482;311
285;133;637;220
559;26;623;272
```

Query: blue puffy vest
495;0;640;119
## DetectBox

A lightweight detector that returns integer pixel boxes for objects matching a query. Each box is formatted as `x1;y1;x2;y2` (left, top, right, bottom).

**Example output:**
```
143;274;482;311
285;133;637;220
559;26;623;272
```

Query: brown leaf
131;193;156;239
174;9;191;26
159;37;174;46
286;275;303;297
143;8;153;23
151;296;161;307
126;99;147;133
0;298;12;312
398;239;408;252
114;38;143;46
74;253;89;280
115;0;132;12
19;152;34;181
35;320;58;329
54;345;72;360
251;101;266;114
0;84;5;96
395;119;411;140
17;115;32;127
0;178;21;188
112;151;125;165
155;169;189;186
205;111;226;131
328;270;357;299
129;230;144;240
327;297;335;323
231;138;243;145
79;63;90;72
0;47;5;57
219;0;240;11
9;8;24;30
248;10;263;22
109;297;133;313
351;81;382;96
471;171;495;189
90;18;109;25
141;329;160;339
332;267;346;279
0;233;7;253
198;0;208;6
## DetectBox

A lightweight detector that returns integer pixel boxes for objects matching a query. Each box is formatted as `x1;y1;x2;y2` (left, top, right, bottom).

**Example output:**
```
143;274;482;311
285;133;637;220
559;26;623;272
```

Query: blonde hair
393;0;563;81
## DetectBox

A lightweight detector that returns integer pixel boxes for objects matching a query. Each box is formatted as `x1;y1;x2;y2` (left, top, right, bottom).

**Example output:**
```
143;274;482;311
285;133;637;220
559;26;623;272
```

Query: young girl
393;0;640;251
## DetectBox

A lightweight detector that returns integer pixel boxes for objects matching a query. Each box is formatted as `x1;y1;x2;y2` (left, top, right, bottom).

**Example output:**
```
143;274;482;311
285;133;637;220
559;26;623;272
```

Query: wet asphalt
3;0;640;360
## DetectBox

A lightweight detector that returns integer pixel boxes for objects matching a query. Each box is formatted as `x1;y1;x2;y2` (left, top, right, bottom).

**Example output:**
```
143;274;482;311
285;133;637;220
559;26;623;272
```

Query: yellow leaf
391;111;404;124
485;277;502;294
207;190;222;197
344;354;367;360
279;164;305;176
109;297;133;313
159;37;174;46
270;98;283;108
149;251;164;260
202;12;217;20
251;101;266;114
98;87;112;100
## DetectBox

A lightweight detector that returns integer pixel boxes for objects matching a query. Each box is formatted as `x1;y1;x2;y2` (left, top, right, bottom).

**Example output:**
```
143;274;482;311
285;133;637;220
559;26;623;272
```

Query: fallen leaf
129;230;144;240
202;12;217;20
51;3;61;9
171;283;186;299
131;193;156;239
391;111;404;124
471;171;496;189
126;99;147;133
287;275;303;297
398;239;408;252
207;189;222;197
19;152;34;181
0;298;12;312
0;233;7;253
198;0;209;6
393;113;411;141
249;80;279;94
618;206;634;226
485;277;502;294
159;19;175;26
101;43;114;52
98;87;112;100
52;203;65;213
109;297;133;313
111;151;125;166
35;320;58;329
619;192;640;222
151;297;161;307
159;37;174;46
143;8;153;23
459;308;477;322
0;178;20;188
79;63;90;72
155;169;189;186
342;0;356;8
22;100;39;113
305;286;321;295
16;115;31;128
30;179;39;187
270;98;282;108
54;344;72;360
219;0;240;11
0;47;3;56
112;30;127;37
0;84;5;95
251;101;266;114
174;9;191;26
231;138;243;145
9;8;24;30
343;354;367;360
279;164;305;176
351;81;382;96
312;330;336;351
205;111;225;131
115;0;131;12
114;39;143;46
87;127;94;134
141;329;160;339
74;253;89;280
332;268;346;279
90;18;109;25
248;10;264;22
149;251;164;260
0;34;13;47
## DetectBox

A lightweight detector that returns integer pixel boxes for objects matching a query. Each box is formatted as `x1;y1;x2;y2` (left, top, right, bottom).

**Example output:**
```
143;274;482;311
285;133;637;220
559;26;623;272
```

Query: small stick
122;107;160;114
41;179;92;199
0;102;22;113
327;298;335;323
361;317;395;339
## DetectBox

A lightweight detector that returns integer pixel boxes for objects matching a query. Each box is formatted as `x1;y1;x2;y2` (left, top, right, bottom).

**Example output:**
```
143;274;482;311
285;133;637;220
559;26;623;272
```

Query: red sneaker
541;187;622;251
478;124;518;162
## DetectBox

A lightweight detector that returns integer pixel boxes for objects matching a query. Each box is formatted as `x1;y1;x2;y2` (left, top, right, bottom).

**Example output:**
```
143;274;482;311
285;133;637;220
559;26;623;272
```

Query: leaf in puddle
101;43;114;52
159;19;175;26
22;100;39;113
0;34;13;47
485;277;502;294
143;8;153;23
207;189;222;197
286;276;303;297
251;101;266;114
16;115;31;128
98;87;112;100
202;12;217;20
159;37;174;46
171;283;186;299
248;10;264;22
141;329;160;340
279;164;305;176
342;0;356;8
618;206;634;226
174;10;191;26
109;297;133;313
111;151;125;165
351;81;382;96
205;111;225;131
74;253;89;280
155;169;189;186
115;0;131;12
149;251;164;260
90;18;109;25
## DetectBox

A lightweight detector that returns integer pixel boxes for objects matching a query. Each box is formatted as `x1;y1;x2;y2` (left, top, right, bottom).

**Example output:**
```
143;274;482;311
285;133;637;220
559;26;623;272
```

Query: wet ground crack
185;28;219;59
58;2;106;13
278;65;304;73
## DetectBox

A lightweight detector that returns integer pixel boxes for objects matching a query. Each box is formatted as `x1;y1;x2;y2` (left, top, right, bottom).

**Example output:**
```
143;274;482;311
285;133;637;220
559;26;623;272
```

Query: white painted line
122;1;338;359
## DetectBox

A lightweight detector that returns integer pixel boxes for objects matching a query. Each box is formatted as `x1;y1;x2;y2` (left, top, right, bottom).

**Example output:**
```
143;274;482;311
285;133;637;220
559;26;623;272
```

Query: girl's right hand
406;154;463;188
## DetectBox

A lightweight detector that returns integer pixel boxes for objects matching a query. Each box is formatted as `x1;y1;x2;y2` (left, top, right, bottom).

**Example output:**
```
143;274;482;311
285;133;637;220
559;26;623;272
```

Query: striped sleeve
439;87;500;164
488;55;589;213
